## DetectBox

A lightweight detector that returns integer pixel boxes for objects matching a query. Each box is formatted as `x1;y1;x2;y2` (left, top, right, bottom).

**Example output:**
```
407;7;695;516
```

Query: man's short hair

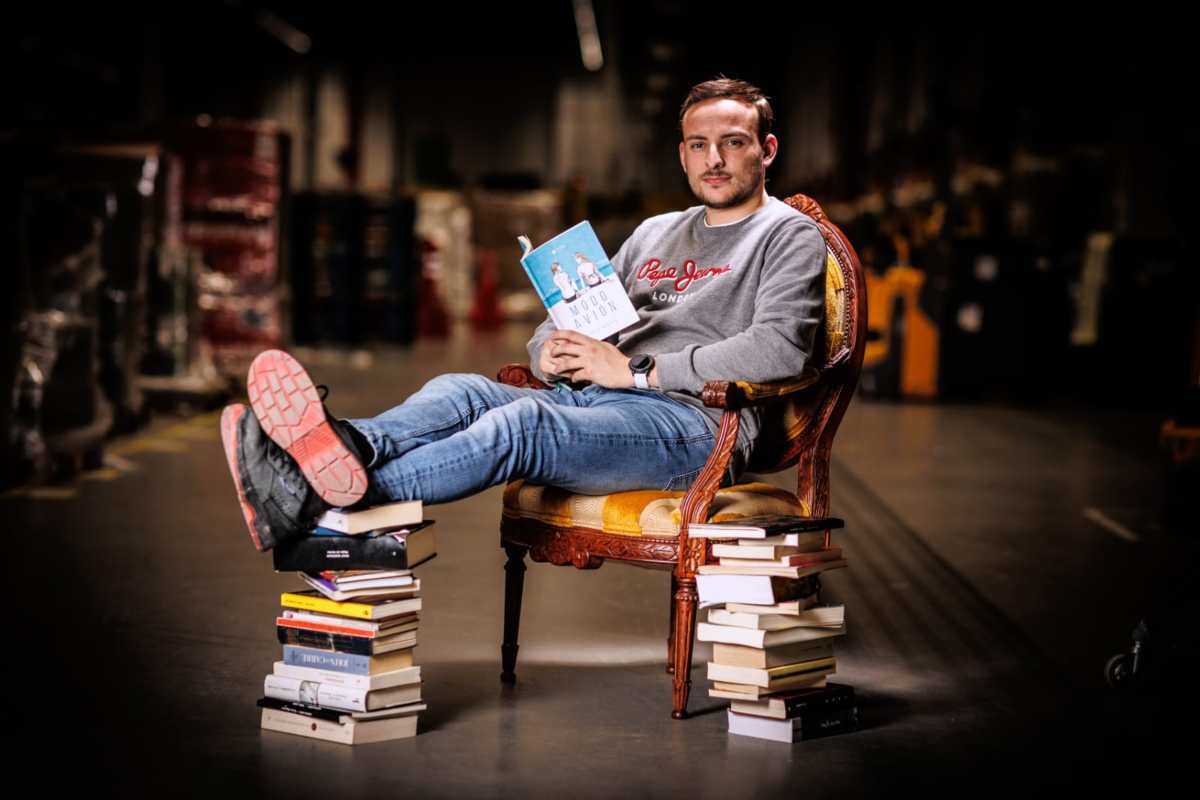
679;77;774;146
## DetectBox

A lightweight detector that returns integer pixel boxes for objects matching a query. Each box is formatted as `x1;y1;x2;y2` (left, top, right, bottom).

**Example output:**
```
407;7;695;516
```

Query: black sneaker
246;349;370;507
220;403;328;552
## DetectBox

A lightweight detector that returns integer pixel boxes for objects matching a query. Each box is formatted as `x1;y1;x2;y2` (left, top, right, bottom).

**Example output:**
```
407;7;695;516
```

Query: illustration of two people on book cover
550;252;604;304
521;221;639;341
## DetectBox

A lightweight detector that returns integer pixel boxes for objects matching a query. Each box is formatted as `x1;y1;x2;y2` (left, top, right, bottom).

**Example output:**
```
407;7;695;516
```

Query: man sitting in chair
221;77;827;552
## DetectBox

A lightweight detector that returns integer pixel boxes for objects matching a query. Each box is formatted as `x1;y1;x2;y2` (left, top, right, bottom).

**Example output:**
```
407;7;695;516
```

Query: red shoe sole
220;404;267;552
246;349;367;507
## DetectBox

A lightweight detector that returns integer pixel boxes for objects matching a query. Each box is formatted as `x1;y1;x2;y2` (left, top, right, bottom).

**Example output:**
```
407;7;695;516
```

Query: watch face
630;354;653;372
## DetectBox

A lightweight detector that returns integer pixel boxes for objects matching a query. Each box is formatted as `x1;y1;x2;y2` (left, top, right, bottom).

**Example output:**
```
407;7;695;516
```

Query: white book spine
264;674;368;712
707;609;805;631
698;622;843;648
328;576;416;590
696;574;777;605
707;662;772;687
273;661;371;691
707;660;833;688
313;513;351;533
261;708;355;745
272;661;423;693
697;622;766;647
739;534;826;547
708;607;845;629
726;710;798;743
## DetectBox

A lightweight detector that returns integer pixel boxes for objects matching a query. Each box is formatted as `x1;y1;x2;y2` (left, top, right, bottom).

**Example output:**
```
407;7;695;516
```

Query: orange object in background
891;266;939;399
862;265;939;399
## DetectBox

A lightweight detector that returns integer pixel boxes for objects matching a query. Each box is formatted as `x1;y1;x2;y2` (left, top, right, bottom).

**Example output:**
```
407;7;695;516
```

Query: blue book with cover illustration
518;220;639;340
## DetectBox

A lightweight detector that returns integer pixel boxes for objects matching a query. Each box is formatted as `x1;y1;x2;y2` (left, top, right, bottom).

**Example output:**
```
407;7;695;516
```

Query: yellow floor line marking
3;411;224;500
1083;507;1139;543
115;438;190;454
103;453;141;472
169;428;219;442
80;467;123;482
19;487;78;501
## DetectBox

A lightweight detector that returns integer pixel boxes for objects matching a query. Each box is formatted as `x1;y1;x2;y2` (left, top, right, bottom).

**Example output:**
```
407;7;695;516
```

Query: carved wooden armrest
673;408;742;578
701;368;821;410
497;363;552;390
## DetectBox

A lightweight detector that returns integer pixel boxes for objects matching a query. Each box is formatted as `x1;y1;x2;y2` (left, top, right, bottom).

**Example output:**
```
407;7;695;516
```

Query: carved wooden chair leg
501;544;528;684
670;576;699;719
666;574;678;674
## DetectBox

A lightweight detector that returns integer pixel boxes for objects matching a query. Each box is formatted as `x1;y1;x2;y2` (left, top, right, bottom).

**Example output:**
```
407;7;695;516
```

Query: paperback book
518;221;638;340
727;706;860;743
696;561;848;579
315;500;423;535
281;645;415;676
272;660;420;692
264;672;422;713
728;682;855;720
275;625;417;656
712;640;835;669
707;656;837;689
274;525;437;571
259;698;426;745
697;621;844;649
295;576;422;603
710;674;829;700
280;590;423;621
696;574;821;606
276;611;418;639
707;605;845;630
688;515;844;539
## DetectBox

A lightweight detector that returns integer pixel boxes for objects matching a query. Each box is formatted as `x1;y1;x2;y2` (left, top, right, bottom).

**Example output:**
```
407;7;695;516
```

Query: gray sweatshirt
527;196;826;463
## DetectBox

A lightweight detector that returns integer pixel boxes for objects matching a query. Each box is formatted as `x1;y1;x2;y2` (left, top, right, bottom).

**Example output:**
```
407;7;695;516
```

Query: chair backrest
747;194;867;517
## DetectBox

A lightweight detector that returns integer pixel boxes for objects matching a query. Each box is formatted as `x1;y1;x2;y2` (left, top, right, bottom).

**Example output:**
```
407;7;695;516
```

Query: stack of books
691;514;860;743
255;500;436;745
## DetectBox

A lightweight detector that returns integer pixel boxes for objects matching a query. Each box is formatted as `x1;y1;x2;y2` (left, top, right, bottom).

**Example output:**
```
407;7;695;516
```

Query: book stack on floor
256;500;436;745
691;514;860;743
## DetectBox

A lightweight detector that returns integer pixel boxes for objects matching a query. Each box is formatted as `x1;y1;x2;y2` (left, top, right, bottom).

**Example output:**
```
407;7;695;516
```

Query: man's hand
537;335;573;380
542;330;635;389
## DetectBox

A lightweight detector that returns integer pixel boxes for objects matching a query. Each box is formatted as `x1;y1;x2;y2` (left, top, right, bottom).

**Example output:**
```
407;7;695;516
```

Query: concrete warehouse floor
7;323;1194;798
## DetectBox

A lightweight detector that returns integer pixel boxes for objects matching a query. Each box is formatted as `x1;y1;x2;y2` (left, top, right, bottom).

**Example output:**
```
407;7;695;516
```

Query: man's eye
724;139;744;148
690;143;704;150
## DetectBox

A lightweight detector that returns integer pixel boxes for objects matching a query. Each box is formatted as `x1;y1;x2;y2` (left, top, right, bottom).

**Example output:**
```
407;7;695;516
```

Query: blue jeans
348;373;718;505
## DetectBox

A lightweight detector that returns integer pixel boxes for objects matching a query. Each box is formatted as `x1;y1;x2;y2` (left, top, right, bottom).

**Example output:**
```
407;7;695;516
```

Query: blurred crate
174;120;285;375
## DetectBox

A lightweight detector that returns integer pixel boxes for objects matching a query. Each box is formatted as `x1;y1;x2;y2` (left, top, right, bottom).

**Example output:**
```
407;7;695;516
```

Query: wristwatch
629;354;654;389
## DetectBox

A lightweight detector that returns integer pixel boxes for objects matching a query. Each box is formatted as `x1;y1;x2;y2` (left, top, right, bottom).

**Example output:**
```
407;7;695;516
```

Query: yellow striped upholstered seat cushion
502;480;810;537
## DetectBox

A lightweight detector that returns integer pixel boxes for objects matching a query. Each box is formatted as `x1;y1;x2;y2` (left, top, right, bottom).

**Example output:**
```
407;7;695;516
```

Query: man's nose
704;144;725;169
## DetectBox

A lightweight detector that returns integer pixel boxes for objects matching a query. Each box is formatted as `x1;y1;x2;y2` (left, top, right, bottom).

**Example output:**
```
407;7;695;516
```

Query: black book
273;524;436;572
731;682;855;720
780;682;855;716
796;705;860;740
276;626;415;656
257;696;344;722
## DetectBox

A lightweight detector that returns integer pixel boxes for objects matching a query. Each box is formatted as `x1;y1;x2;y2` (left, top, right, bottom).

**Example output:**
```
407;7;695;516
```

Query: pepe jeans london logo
636;258;732;304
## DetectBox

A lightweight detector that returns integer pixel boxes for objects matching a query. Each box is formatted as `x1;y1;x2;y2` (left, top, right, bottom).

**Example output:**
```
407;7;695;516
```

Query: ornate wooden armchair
496;194;867;719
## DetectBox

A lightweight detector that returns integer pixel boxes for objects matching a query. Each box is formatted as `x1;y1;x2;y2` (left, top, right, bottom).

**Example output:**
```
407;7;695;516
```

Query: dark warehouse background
4;4;1200;795
1;4;1194;496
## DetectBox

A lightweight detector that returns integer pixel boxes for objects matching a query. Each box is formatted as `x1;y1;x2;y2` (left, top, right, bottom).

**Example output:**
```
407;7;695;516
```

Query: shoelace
314;383;370;468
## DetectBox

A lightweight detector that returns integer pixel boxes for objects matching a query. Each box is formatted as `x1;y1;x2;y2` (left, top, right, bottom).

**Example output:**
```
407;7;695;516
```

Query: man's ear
679;141;687;174
762;134;778;169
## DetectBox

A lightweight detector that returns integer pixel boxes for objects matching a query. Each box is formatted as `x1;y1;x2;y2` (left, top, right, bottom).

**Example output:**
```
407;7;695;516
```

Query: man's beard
688;159;765;210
